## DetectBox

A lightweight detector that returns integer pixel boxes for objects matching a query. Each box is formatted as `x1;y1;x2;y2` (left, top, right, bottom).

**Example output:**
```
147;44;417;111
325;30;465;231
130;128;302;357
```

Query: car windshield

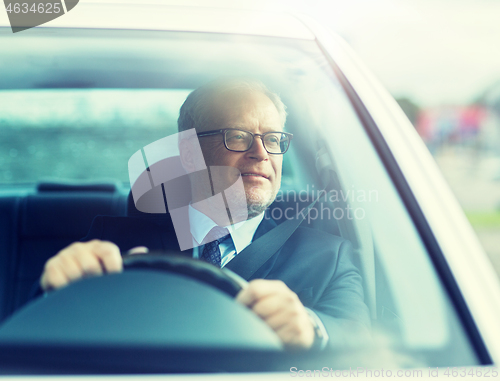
0;27;481;374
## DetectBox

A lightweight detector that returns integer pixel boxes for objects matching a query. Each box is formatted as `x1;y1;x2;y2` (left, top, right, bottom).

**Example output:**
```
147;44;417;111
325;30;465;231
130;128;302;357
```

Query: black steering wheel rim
122;251;247;297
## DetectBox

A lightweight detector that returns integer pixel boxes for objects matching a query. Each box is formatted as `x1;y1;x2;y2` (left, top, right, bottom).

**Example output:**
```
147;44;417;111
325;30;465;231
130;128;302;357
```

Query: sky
222;0;500;107
298;0;500;108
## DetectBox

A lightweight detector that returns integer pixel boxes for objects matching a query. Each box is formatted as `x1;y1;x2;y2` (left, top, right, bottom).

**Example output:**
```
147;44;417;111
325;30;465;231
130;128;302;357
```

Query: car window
0;26;483;372
0;89;188;183
309;76;479;365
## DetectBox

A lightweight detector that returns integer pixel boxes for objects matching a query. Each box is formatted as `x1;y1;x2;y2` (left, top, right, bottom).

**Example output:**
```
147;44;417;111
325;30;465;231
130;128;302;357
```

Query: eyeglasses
196;128;293;155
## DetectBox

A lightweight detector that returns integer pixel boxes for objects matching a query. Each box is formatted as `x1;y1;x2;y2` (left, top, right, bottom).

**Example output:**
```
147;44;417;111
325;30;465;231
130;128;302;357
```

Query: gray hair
178;78;287;133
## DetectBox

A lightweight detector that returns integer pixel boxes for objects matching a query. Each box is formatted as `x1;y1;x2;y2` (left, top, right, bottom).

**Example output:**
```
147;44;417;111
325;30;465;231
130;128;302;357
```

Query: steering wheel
0;251;281;352
121;251;248;297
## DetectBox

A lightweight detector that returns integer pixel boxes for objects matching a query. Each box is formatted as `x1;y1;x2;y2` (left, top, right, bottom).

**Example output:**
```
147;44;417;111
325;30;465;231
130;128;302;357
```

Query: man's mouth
241;173;269;179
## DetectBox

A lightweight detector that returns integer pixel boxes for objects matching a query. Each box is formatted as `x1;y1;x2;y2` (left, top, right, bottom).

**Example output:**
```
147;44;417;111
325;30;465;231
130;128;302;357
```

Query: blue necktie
200;226;230;268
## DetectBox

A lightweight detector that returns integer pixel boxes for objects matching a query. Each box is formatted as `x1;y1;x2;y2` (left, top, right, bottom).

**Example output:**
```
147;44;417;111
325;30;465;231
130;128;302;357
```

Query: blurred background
298;0;500;276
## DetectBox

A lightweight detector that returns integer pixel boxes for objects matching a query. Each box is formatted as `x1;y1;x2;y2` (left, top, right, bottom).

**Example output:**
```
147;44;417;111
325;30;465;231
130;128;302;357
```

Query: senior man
39;79;370;350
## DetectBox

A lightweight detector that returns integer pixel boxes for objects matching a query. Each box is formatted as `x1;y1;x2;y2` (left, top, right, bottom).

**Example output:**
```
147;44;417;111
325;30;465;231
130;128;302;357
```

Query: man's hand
40;239;125;292
236;279;315;350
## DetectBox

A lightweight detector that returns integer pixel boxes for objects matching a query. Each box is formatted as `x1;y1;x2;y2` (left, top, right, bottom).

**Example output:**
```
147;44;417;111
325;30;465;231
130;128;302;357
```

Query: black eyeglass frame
196;128;293;155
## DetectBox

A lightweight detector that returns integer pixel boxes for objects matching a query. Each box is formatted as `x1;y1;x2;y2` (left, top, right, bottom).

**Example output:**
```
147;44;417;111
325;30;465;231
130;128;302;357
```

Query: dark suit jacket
82;213;371;348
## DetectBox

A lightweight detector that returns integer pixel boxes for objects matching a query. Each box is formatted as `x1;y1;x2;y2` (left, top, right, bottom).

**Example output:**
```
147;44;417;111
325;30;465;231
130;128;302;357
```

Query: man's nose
247;136;269;160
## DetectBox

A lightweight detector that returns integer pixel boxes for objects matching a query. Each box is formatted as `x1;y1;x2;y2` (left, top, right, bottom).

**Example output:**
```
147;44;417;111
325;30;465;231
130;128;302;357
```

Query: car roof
0;1;316;40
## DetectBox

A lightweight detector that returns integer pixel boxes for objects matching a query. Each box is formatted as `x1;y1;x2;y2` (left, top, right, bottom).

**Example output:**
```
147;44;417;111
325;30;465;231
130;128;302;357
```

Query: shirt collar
188;205;264;253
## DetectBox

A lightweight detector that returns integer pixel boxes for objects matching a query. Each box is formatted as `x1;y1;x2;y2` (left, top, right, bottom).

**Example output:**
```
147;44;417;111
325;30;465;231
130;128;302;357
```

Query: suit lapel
253;217;277;240
225;217;281;280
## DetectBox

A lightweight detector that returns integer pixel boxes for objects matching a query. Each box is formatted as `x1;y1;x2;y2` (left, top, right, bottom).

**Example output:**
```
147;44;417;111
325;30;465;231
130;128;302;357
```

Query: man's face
198;90;283;217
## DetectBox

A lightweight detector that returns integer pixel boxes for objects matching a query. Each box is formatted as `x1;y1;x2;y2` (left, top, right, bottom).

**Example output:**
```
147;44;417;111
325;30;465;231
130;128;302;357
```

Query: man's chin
245;188;275;218
246;202;268;218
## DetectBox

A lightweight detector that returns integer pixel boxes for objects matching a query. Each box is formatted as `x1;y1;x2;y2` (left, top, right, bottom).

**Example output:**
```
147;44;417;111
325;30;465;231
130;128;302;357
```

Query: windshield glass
0;27;479;374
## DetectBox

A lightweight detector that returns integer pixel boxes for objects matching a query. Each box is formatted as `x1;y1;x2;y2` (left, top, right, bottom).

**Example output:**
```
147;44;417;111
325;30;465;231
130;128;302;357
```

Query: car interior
0;27;486;373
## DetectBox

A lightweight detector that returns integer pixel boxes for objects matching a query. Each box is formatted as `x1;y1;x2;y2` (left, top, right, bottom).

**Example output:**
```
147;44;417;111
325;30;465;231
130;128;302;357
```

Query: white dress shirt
188;205;265;268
